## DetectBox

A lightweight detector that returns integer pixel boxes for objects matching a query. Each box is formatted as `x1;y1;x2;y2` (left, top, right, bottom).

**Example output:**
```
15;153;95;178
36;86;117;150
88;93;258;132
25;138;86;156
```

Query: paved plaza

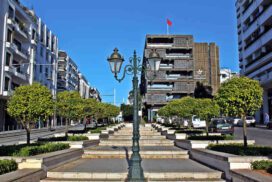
42;124;224;181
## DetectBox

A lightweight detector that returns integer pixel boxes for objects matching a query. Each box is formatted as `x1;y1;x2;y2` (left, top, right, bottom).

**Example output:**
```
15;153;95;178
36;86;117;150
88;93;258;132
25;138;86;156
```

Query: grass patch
0;143;70;157
0;159;17;175
187;135;234;140
251;160;272;174
207;144;272;156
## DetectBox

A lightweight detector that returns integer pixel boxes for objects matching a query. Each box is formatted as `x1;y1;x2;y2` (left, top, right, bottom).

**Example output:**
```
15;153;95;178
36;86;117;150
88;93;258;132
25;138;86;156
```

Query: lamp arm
140;64;157;81
114;65;133;83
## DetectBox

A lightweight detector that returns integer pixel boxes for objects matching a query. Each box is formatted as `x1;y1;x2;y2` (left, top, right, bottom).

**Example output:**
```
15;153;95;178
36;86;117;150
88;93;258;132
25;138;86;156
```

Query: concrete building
235;0;272;122
79;73;89;99
220;68;239;83
0;0;58;131
57;50;79;92
140;35;220;122
89;87;102;102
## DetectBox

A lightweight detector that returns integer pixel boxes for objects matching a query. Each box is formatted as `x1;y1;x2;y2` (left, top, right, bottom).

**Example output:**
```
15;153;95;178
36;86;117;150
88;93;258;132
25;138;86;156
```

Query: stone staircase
41;124;225;182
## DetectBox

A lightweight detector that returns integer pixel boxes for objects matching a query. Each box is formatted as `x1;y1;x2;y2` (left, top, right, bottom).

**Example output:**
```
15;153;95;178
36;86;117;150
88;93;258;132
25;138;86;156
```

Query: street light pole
107;48;161;181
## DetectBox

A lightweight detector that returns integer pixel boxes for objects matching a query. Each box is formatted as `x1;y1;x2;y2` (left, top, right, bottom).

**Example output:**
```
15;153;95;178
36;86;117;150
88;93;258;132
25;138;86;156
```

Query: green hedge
88;126;107;133
176;129;204;134
251;160;272;174
0;143;69;157
187;135;234;140
0;159;18;175
68;135;88;141
38;135;88;142
208;144;272;156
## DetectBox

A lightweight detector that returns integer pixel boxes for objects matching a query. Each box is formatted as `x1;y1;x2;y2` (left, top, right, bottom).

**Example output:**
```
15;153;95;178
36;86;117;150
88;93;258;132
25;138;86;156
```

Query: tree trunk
242;114;248;147
26;123;30;145
206;120;209;136
65;118;68;137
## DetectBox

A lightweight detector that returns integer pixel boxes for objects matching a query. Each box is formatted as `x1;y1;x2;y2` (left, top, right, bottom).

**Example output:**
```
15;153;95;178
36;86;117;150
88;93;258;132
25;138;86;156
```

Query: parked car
86;122;97;129
237;116;256;127
209;118;234;135
192;115;206;128
226;117;242;125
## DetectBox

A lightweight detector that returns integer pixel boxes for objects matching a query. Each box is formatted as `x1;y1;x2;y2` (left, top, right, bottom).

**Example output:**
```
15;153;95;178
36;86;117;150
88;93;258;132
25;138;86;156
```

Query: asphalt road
0;125;84;146
234;126;272;146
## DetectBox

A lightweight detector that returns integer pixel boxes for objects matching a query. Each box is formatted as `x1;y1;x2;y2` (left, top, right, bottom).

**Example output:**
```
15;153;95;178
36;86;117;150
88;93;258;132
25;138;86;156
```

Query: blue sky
21;0;238;105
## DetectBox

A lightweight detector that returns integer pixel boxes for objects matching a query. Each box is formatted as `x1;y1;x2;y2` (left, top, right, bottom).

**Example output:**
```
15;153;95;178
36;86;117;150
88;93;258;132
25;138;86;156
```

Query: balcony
14;22;29;40
244;27;272;58
165;53;192;59
173;82;195;93
4;66;28;82
6;42;29;61
147;84;173;91
3;90;14;97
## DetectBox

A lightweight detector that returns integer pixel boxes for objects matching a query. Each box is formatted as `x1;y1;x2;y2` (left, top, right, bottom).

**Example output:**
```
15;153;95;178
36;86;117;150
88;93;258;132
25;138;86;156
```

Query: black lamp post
107;48;161;181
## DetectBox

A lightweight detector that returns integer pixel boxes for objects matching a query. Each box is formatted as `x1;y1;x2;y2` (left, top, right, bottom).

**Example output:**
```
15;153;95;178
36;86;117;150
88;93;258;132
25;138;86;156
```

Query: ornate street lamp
107;48;161;181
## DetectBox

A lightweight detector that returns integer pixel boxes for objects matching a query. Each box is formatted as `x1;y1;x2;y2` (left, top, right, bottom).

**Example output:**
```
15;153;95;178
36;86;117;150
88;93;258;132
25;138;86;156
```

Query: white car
233;117;242;125
237;116;256;127
192;115;206;128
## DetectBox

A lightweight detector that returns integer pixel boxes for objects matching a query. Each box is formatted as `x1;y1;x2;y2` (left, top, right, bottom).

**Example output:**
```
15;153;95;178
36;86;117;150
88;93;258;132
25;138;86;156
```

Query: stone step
99;139;174;146
114;133;161;136
41;178;225;182
46;171;223;181
109;135;166;139
83;150;188;159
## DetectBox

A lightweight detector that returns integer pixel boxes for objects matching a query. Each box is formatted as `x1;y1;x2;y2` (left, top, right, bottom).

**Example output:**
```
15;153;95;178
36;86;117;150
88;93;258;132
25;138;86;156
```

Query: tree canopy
7;83;54;144
215;77;263;117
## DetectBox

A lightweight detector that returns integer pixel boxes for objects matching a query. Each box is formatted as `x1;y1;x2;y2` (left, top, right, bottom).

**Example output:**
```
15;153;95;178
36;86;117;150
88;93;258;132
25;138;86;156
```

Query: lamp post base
127;152;145;182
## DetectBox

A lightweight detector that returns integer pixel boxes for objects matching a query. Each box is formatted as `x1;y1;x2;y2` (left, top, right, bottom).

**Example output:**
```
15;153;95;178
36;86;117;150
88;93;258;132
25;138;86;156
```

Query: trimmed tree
7;83;54;144
195;99;220;135
215;77;263;147
56;91;82;136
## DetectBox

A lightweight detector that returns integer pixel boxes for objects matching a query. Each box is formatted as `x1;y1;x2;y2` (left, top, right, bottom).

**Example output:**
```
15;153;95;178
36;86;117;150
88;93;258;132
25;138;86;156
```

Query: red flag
167;19;172;26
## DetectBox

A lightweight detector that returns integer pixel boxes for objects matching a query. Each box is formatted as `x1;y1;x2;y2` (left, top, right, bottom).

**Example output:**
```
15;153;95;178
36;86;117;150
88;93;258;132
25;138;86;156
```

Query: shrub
88;126;107;133
187;135;234;140
0;143;69;157
0;159;18;175
208;144;272;156
251;160;272;170
68;135;88;141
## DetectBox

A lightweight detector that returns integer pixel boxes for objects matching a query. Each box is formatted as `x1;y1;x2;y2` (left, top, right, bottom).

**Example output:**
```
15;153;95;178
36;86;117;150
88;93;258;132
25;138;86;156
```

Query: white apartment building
220;68;239;83
236;0;272;123
89;87;102;102
57;50;79;92
0;0;58;131
79;73;89;99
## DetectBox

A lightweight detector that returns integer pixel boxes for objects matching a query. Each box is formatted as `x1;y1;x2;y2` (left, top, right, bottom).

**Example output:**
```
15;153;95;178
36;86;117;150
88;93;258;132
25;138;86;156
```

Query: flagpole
167;24;169;35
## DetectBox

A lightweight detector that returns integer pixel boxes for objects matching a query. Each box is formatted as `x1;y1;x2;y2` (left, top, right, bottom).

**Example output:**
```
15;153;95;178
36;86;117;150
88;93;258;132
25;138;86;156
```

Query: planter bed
175;140;255;150
38;135;88;142
207;144;272;156
0;143;69;157
190;148;270;180
187;135;234;141
230;169;272;182
0;159;17;175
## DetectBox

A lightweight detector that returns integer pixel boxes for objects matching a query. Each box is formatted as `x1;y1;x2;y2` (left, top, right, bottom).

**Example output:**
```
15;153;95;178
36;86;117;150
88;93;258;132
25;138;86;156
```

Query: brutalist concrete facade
140;35;220;122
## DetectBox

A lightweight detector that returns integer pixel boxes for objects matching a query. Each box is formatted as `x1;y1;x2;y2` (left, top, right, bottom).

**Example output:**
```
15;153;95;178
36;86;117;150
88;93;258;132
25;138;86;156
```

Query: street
234;127;272;147
0;125;81;146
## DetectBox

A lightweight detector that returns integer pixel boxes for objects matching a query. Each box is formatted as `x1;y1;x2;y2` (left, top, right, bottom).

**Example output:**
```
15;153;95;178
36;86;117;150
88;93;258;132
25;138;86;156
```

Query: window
32;29;36;40
40;65;43;73
7;29;12;43
45;67;48;77
4;77;10;91
8;6;14;19
40;47;43;57
13;39;21;51
5;52;11;66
